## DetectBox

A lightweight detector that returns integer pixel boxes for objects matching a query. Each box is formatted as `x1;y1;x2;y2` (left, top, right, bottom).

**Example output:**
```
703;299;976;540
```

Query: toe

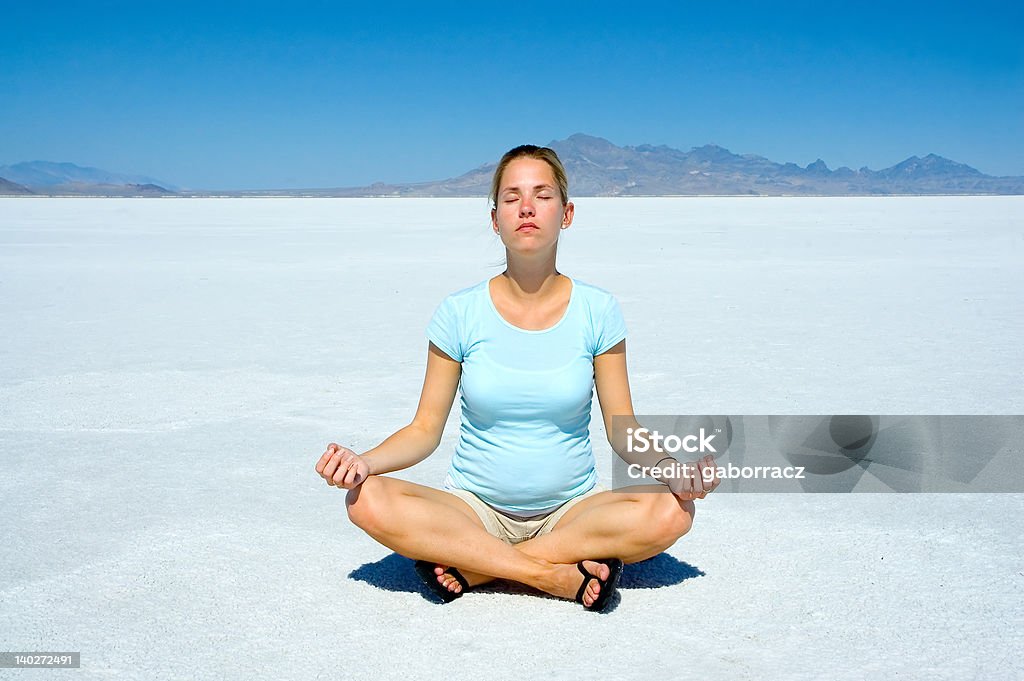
578;560;610;607
440;573;462;593
582;560;609;581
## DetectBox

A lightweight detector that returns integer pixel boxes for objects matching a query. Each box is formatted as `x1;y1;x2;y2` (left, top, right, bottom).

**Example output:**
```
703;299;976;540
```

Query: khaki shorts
446;484;607;544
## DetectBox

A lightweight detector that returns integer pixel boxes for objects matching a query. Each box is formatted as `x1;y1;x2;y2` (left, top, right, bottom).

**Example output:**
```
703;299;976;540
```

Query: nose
519;198;535;217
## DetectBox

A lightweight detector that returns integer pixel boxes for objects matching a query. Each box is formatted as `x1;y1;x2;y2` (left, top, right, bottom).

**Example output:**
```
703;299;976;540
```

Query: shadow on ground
349;551;703;605
618;553;704;588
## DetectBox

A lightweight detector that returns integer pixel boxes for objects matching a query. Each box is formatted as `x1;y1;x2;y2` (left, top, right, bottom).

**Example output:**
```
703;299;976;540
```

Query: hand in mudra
666;454;719;500
316;443;370;489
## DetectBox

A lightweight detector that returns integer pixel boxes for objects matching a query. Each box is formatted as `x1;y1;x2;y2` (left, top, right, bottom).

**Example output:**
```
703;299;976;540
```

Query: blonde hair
488;145;569;209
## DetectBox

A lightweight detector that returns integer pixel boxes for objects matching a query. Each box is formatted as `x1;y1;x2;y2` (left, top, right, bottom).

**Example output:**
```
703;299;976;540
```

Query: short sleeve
593;295;627;355
426;296;464;362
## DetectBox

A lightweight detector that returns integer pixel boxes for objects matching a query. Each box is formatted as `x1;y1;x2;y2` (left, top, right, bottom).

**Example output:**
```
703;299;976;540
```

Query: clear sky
2;0;1021;189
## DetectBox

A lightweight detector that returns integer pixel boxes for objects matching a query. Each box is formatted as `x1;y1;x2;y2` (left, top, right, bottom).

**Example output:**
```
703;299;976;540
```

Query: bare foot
431;564;496;594
431;560;611;607
555;559;609;607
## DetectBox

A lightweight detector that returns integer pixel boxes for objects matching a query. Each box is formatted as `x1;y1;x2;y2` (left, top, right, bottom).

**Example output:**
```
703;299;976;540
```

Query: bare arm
361;342;461;475
594;339;718;499
592;339;651;466
316;342;460;487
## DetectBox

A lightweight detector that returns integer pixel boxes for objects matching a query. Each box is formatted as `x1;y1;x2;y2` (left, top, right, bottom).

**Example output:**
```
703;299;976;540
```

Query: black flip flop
575;558;624;612
414;560;470;603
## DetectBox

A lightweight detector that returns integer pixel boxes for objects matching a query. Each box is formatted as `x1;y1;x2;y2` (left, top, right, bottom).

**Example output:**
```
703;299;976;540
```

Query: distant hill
0;161;176;196
313;133;1024;197
4;137;1022;197
0;176;33;195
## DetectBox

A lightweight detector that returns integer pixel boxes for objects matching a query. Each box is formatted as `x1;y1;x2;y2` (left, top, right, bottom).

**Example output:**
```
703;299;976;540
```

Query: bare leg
345;475;612;605
435;486;694;593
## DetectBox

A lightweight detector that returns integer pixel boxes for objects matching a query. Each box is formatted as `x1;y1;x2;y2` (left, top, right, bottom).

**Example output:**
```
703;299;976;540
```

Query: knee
648;493;694;545
345;475;385;532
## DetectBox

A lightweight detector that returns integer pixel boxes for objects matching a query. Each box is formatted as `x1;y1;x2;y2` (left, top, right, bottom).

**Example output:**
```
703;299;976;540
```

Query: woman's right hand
316;443;370;489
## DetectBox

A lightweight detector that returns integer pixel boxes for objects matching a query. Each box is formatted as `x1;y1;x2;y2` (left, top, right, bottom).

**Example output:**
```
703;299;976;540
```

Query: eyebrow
501;184;556;193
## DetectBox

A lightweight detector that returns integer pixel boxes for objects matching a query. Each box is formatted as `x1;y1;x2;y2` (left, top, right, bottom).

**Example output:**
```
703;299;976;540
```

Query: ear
561;201;575;229
491;208;499;233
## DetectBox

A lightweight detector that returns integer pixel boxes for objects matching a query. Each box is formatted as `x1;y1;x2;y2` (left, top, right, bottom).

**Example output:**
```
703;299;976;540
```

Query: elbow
408;420;443;454
606;434;620;454
607;430;628;457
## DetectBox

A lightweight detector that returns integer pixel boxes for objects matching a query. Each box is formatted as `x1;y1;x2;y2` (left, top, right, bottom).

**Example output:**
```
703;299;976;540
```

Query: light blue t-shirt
426;277;627;516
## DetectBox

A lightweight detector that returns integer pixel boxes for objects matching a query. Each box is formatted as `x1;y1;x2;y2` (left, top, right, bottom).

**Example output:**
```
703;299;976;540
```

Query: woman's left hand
668;455;720;500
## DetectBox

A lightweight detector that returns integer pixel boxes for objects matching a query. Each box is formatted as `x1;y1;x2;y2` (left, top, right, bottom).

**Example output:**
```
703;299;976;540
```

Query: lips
516;222;538;231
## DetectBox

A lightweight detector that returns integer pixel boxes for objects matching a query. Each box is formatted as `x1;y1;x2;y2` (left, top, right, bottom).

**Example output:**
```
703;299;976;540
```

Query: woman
315;145;718;612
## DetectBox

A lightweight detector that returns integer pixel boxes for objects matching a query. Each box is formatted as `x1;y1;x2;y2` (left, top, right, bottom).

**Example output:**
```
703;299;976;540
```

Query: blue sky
2;0;1021;189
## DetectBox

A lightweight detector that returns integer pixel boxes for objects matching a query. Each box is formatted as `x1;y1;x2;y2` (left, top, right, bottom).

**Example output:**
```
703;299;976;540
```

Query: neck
501;249;561;297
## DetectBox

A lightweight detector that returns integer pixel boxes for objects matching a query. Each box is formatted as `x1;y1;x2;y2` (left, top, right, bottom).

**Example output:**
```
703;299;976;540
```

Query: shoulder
435;279;488;310
571;278;627;354
571;278;618;298
570;278;622;310
426;280;489;361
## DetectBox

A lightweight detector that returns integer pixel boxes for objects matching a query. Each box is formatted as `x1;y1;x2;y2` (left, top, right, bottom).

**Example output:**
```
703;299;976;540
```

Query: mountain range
0;161;176;196
3;134;1022;197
